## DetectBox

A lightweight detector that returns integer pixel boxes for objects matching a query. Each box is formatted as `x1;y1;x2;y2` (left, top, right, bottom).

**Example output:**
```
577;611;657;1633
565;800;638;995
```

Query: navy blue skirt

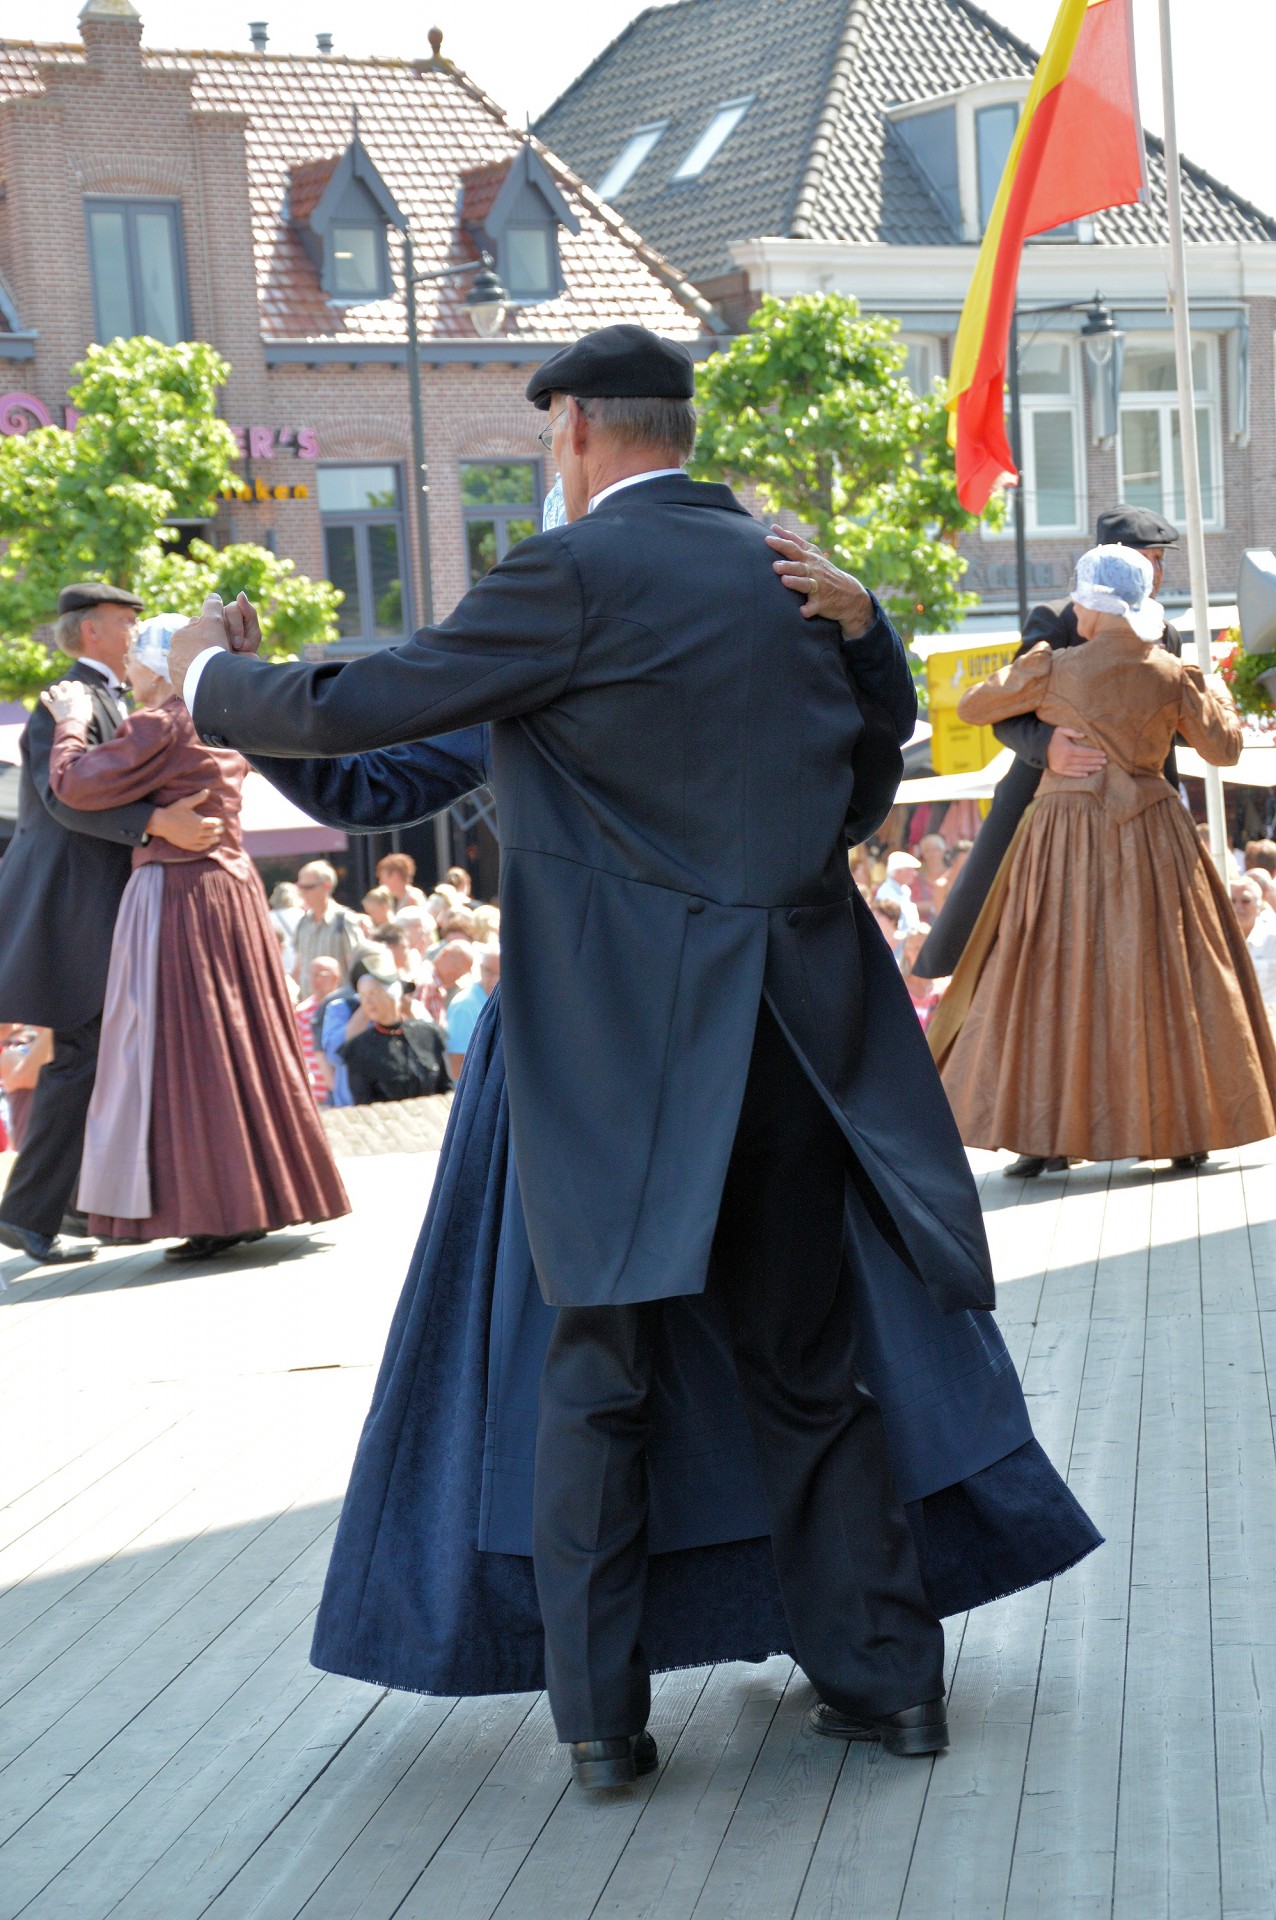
312;991;1100;1697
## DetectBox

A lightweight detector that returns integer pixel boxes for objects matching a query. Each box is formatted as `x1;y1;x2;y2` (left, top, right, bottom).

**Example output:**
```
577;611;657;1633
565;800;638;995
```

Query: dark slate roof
536;0;1276;284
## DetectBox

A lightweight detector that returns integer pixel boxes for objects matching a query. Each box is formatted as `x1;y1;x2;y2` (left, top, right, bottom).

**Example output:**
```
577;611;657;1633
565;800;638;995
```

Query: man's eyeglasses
537;408;567;452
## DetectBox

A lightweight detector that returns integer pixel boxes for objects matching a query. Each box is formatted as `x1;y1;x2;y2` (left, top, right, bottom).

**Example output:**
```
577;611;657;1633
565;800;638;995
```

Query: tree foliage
691;293;998;647
0;336;339;700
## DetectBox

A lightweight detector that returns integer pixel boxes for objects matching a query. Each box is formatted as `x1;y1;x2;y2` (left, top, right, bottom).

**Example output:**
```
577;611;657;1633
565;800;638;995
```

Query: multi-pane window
1119;336;1223;528
975;103;1018;233
986;337;1084;537
85;199;188;345
318;465;410;648
461;463;540;584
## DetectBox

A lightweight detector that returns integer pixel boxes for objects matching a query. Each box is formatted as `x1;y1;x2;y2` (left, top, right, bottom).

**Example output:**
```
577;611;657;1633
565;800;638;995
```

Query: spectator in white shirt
1232;877;1276;1020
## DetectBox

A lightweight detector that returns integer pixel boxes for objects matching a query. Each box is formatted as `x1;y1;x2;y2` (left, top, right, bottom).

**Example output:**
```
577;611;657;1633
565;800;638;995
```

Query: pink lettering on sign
0;393;53;435
248;427;275;460
296;428;319;460
230;426;248;457
227;425;320;459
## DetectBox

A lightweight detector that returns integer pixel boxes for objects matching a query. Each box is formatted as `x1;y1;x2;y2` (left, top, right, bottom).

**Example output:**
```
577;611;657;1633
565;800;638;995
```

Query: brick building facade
0;0;717;649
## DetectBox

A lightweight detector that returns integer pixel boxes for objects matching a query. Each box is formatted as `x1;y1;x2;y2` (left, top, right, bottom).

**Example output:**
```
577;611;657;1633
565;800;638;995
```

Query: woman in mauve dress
41;615;349;1261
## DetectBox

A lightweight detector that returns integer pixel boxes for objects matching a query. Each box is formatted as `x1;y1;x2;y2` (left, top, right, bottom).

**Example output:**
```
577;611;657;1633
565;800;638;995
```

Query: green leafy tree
0;335;339;700
691;293;997;650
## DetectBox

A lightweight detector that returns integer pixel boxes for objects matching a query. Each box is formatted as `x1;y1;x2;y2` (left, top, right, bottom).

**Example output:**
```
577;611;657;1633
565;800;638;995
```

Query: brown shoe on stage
808;1697;949;1756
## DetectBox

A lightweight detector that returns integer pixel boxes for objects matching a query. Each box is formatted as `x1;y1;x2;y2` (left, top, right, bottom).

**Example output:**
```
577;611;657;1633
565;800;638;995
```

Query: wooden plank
1197;1165;1257;1316
594;1658;789;1920
1241;1150;1276;1315
1112;1310;1219;1918
1205;1310;1276;1920
1004;1313;1144;1917
1144;1169;1201;1318
792;1616;970;1920
488;1667;711;1920
1089;1171;1150;1322
1033;1163;1110;1323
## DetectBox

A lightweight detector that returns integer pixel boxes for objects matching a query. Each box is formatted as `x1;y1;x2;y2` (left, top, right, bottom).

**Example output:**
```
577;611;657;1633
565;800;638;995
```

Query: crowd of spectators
266;853;500;1112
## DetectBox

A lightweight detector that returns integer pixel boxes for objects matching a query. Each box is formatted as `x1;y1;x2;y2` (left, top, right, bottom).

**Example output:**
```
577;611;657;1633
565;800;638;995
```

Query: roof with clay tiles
535;0;1276;284
0;35;718;343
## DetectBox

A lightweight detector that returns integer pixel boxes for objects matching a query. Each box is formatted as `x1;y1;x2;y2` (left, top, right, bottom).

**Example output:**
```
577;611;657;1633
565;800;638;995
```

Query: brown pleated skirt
90;862;350;1241
939;791;1276;1162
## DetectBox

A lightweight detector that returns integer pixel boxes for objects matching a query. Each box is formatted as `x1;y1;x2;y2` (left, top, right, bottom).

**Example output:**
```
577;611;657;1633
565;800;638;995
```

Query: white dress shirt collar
77;656;126;698
587;468;686;514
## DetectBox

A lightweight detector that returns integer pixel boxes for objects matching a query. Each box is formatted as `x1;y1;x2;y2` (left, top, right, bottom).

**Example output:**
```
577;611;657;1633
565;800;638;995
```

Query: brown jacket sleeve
49;707;178;810
1175;666;1243;767
956;642;1054;727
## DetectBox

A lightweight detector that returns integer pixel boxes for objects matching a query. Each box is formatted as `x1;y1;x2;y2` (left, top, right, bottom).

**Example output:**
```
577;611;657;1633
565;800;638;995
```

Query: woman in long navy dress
255;724;1100;1700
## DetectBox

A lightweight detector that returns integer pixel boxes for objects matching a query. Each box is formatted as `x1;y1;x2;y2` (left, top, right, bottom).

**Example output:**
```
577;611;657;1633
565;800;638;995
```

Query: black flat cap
526;324;695;411
56;581;144;615
1094;505;1180;549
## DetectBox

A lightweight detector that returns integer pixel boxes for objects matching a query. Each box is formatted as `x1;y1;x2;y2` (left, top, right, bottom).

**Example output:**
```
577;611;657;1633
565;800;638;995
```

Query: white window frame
671;98;753;182
898;333;941;394
1117;330;1225;532
983;333;1086;541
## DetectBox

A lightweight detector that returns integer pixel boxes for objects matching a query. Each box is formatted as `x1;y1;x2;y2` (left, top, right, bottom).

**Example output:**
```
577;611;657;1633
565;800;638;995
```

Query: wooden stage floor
2;1138;1275;1920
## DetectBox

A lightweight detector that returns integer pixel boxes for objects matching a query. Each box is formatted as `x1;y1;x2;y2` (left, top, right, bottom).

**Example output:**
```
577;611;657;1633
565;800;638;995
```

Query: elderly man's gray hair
576;395;697;462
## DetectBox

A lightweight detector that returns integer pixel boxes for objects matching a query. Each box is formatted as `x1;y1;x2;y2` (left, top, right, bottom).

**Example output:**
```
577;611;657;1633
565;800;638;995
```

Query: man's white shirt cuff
184;646;225;717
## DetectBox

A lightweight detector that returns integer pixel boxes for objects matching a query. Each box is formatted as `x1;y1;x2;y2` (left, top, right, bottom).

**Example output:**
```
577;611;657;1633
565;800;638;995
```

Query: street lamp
401;234;510;629
1006;293;1123;630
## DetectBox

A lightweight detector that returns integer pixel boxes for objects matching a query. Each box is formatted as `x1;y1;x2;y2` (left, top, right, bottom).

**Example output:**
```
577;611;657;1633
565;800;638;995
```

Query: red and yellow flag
947;0;1146;512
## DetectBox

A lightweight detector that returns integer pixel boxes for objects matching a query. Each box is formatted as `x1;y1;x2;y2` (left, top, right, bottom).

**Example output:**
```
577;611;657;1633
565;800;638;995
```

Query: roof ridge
1139;126;1276;238
790;0;874;238
534;2;665;129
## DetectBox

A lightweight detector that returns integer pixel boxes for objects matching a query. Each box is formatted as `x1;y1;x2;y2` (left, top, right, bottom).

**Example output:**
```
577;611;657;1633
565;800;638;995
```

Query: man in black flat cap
0;584;222;1268
169;322;999;1788
914;507;1185;1168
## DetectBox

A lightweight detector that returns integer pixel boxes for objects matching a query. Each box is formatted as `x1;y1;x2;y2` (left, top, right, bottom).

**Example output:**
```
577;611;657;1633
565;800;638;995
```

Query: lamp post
400;233;509;629
1006;293;1122;630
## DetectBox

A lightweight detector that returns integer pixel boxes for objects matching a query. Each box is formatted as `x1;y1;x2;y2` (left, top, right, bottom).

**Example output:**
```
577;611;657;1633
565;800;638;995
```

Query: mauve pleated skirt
90;861;350;1241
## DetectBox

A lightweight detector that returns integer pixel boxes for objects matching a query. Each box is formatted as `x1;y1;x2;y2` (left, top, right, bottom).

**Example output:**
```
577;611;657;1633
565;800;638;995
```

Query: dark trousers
0;1016;101;1240
532;1000;946;1742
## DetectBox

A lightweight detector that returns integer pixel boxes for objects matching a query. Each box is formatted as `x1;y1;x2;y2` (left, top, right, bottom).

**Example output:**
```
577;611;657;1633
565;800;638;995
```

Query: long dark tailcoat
0;662;152;1027
201;475;993;1314
914;600;1182;979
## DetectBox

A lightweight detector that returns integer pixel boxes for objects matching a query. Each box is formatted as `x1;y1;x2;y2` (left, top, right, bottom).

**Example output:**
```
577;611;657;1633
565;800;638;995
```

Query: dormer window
460;146;580;307
888;85;1081;244
291;129;405;306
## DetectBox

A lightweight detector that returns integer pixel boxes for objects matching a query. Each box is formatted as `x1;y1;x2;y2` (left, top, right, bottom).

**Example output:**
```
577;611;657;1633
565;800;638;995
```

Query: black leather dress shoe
0;1221;97;1266
569;1729;658;1790
163;1230;268;1263
1003;1154;1046;1178
1171;1152;1208;1172
808;1698;948;1757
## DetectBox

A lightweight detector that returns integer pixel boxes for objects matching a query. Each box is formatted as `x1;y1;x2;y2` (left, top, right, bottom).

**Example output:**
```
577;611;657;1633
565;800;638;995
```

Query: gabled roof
0;36;719;344
536;0;1276;284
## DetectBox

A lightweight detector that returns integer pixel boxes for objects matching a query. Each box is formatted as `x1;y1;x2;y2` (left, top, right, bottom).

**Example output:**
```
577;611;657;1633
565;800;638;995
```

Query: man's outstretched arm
247;728;492;833
172;538;583;759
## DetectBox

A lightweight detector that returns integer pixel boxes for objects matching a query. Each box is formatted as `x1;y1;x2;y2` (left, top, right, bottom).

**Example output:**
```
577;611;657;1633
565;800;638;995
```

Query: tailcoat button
787;908;802;927
687;897;705;915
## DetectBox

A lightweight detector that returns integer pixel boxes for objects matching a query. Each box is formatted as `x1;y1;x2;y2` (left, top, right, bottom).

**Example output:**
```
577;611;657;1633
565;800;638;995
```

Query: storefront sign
0;392;320;458
927;641;1020;776
220;479;311;501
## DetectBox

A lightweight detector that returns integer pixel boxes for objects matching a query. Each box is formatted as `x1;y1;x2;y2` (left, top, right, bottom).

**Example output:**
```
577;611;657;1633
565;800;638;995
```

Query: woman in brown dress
41;616;349;1259
933;546;1276;1167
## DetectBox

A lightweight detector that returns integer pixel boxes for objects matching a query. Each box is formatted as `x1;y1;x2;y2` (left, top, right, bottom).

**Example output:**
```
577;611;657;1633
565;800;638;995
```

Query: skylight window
671;98;753;181
596;122;668;202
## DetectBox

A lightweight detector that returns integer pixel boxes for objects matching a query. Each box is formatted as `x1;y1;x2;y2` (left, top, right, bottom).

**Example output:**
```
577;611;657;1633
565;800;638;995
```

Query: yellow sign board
926;641;1021;775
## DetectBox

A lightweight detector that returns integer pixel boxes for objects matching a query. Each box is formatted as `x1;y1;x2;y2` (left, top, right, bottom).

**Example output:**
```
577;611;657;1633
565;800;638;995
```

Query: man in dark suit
914;506;1184;1167
0;584;222;1266
170;325;995;1787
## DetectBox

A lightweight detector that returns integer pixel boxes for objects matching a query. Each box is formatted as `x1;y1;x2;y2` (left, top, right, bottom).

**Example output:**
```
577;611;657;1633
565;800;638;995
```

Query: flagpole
1158;0;1229;875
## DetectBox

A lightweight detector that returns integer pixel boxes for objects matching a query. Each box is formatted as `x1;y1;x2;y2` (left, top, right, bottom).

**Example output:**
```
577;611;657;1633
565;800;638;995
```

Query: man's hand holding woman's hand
167;591;263;702
40;680;94;726
765;528;876;639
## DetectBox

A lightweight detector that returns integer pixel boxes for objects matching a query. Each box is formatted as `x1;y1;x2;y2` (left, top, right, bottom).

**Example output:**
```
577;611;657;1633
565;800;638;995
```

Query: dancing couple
167;324;1100;1792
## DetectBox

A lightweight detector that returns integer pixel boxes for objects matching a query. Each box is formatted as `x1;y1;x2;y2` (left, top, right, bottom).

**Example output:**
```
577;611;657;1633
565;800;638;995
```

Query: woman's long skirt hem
89;861;349;1242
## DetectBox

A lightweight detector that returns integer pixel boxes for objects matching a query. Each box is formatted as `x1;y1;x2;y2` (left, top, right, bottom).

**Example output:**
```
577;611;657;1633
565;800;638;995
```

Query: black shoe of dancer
0;1220;97;1266
1003;1155;1071;1178
808;1697;949;1756
1170;1152;1209;1172
569;1730;658;1790
164;1230;268;1264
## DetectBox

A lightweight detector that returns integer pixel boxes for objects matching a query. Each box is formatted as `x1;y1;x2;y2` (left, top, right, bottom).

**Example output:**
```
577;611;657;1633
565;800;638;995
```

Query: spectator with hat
0;584;224;1268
